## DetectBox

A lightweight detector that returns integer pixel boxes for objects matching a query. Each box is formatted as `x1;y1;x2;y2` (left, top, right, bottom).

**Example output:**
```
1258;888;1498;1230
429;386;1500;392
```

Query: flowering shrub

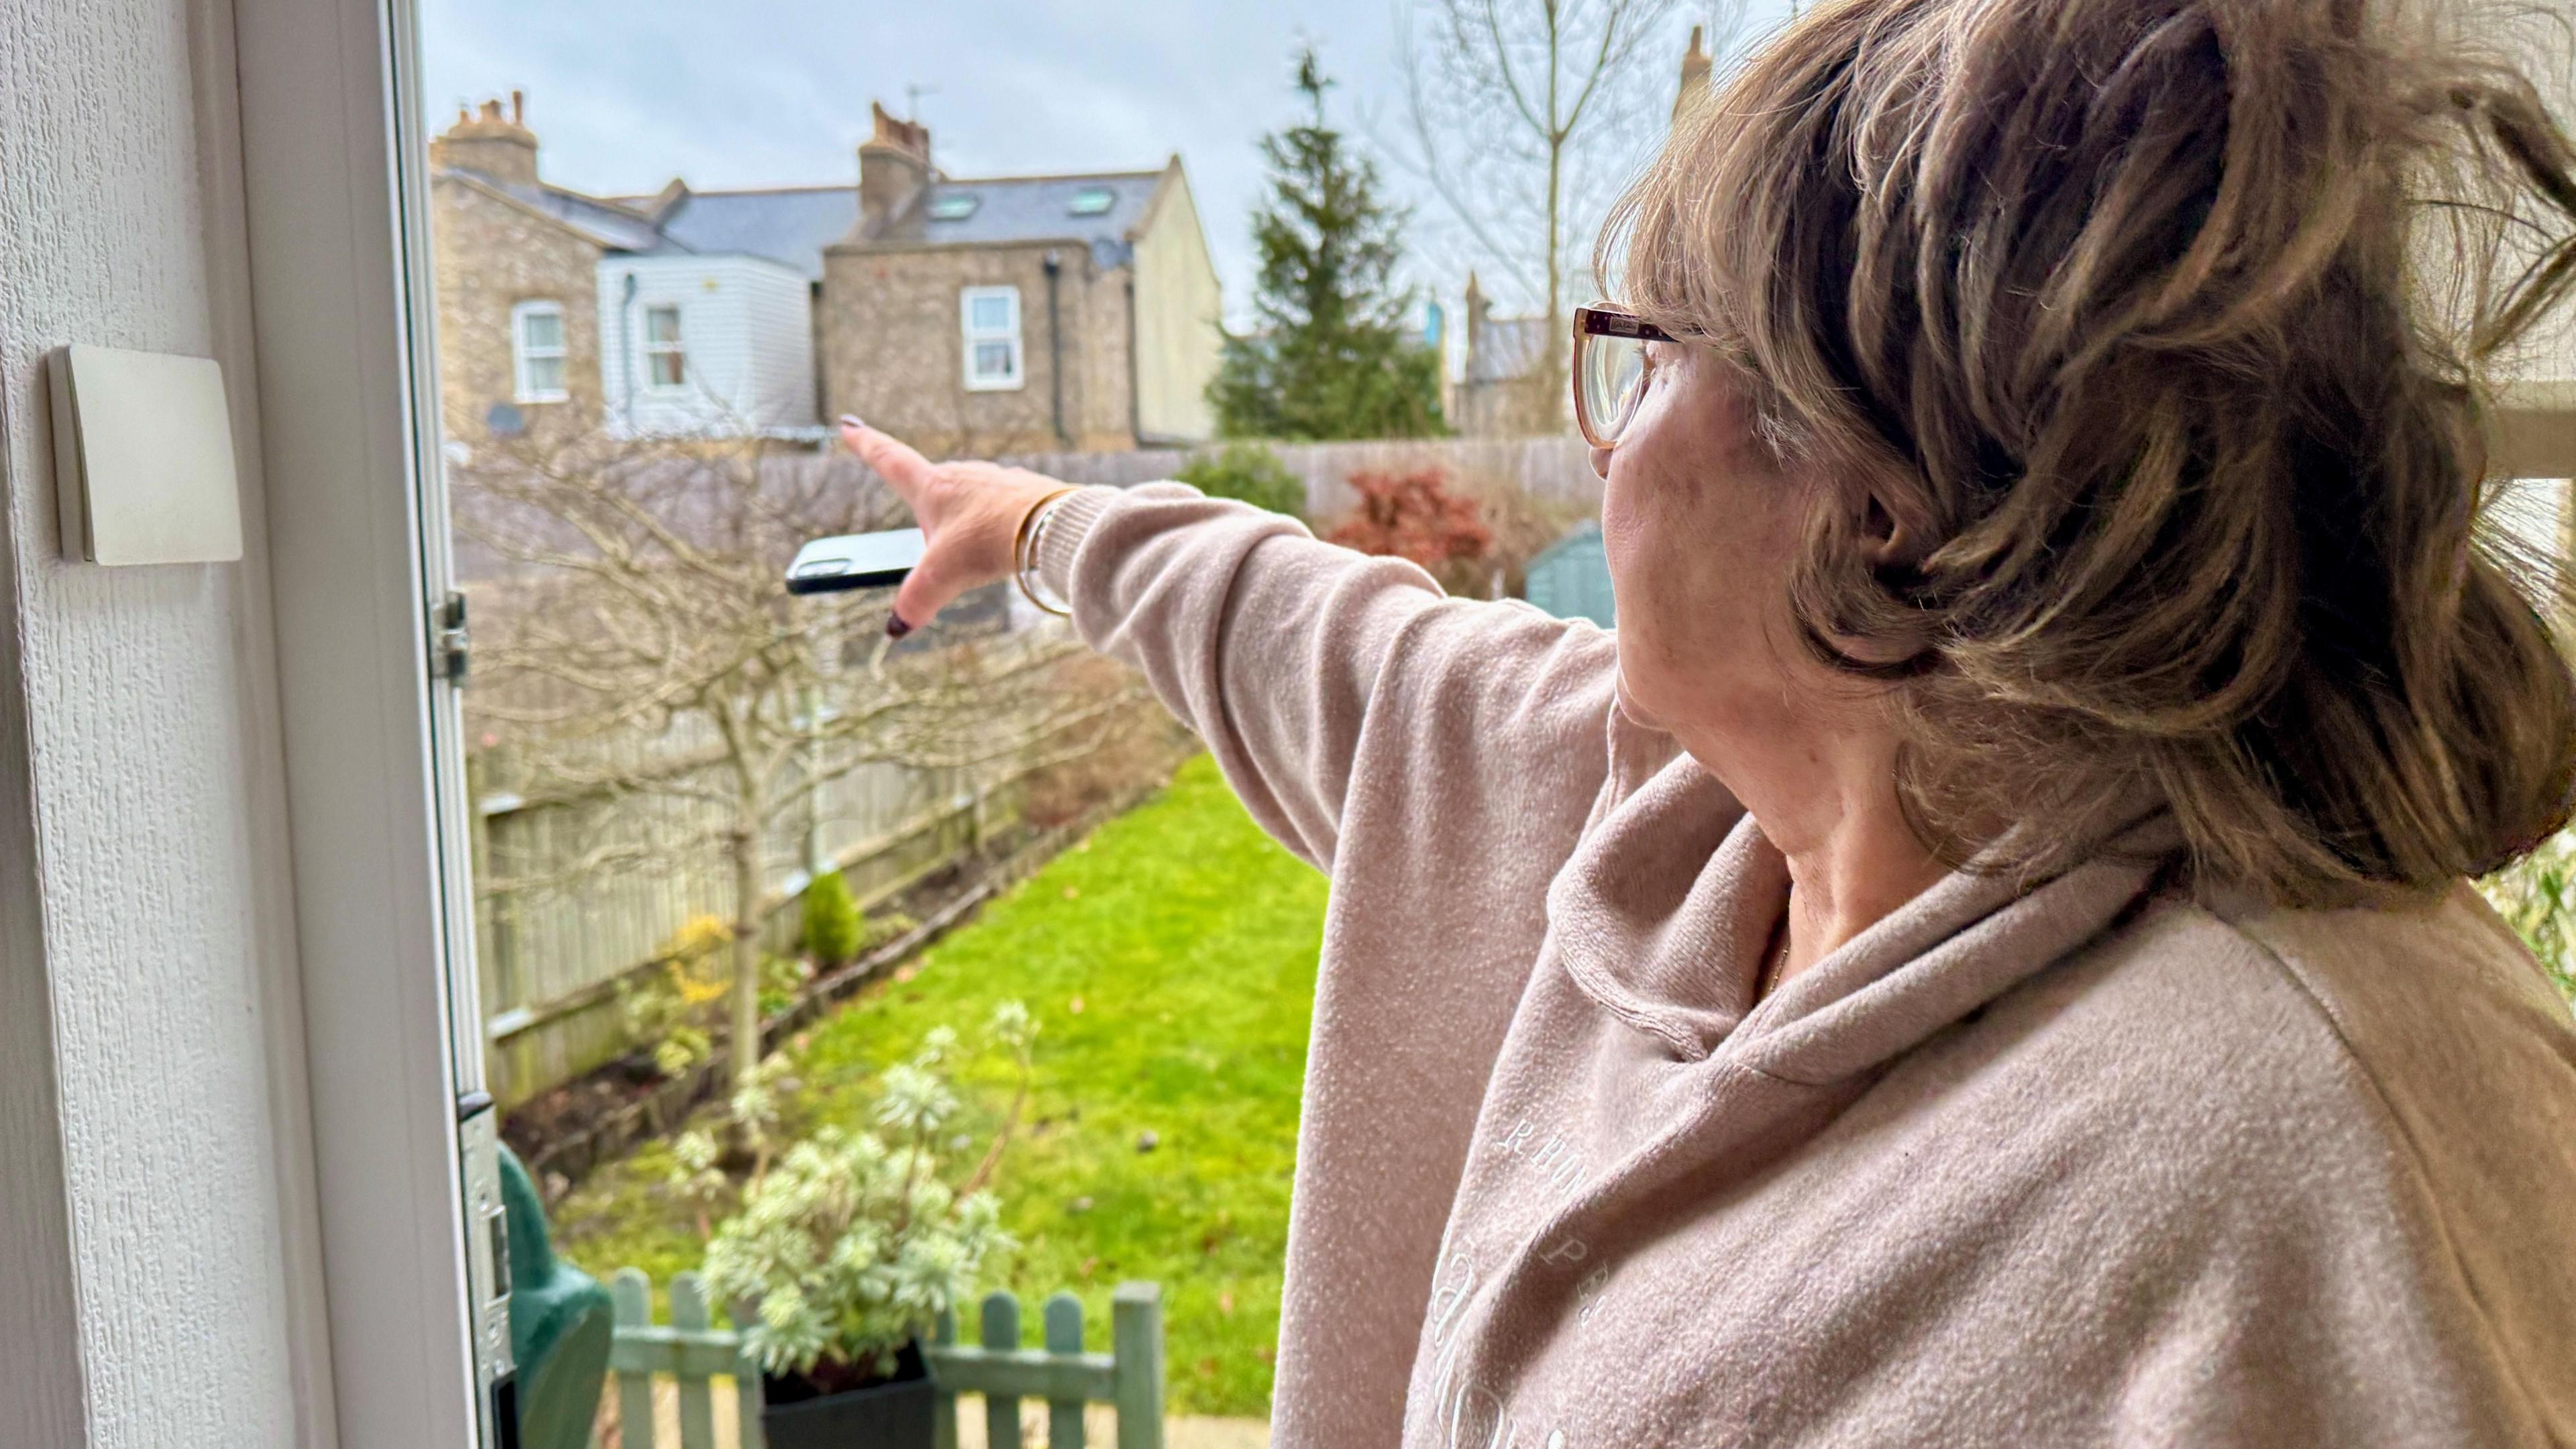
2478;830;2576;1009
701;1004;1038;1380
621;920;732;1078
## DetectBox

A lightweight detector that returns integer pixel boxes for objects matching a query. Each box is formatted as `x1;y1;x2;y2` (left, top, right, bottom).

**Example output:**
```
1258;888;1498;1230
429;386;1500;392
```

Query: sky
418;0;1793;327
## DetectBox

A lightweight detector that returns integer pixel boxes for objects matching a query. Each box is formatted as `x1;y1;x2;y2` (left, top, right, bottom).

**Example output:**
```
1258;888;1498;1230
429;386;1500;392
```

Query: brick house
822;104;1225;455
429;95;833;452
427;95;1224;460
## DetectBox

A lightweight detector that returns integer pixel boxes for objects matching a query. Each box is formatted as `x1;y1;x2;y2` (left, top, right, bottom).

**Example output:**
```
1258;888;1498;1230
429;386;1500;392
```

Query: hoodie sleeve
1035;482;1615;871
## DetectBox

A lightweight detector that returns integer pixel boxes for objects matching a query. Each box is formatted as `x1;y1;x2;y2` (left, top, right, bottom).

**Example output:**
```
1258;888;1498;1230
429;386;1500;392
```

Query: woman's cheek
1599;486;1653;627
1600;488;1685;716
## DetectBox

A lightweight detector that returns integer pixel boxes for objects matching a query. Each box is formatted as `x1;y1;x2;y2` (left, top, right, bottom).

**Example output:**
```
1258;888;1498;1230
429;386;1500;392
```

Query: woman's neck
1675;713;1949;989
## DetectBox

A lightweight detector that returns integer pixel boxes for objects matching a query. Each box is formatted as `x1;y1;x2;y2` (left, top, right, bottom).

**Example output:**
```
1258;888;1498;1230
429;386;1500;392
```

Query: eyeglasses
1572;304;1676;450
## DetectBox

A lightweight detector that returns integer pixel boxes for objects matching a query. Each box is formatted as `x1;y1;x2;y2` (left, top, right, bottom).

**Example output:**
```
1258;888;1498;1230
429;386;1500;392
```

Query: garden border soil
507;751;1194;1200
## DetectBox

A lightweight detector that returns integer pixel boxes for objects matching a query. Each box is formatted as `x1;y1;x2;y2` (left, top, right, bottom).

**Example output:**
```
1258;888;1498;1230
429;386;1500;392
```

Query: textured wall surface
0;1;303;1444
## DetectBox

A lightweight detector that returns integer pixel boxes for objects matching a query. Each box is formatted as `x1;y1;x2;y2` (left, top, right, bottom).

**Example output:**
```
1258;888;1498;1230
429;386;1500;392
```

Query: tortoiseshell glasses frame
1572;304;1677;450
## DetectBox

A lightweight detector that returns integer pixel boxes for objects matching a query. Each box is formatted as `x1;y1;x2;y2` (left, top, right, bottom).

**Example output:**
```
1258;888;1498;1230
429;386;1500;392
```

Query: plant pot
759;1343;936;1449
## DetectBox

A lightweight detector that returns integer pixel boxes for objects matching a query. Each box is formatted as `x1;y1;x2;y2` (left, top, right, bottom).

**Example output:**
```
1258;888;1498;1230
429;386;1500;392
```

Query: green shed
1523;519;1616;628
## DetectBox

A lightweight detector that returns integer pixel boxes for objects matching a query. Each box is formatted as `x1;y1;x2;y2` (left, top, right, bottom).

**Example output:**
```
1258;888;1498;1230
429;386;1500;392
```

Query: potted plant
702;1006;1035;1448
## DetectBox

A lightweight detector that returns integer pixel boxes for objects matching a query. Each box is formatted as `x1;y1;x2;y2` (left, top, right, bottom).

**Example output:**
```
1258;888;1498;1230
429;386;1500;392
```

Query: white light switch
47;345;244;566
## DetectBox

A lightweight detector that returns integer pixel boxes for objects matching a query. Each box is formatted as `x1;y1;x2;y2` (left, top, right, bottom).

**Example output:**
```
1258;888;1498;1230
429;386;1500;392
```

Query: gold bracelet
1012;486;1079;617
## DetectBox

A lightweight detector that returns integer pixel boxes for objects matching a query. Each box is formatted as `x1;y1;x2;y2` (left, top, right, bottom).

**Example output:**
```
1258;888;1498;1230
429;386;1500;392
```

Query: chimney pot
435;93;541;186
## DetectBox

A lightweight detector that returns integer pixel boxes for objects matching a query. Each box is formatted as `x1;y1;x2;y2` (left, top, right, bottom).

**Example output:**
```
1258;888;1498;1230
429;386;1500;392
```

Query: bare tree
1397;0;1737;426
455;426;1133;1092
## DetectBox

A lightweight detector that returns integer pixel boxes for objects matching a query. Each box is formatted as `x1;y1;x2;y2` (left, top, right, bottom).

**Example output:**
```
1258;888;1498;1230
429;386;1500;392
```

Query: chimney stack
1673;25;1714;124
429;93;541;186
857;101;933;237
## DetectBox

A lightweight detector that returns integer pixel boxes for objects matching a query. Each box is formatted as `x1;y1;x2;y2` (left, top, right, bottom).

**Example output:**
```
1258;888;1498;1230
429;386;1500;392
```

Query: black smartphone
785;528;925;595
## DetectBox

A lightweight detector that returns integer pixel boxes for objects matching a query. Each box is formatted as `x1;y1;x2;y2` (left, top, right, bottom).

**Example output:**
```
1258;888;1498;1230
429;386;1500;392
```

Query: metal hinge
433;590;470;686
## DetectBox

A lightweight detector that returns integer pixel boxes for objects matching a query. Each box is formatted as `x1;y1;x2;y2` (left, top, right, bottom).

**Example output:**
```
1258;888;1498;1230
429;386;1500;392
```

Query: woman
851;0;2576;1442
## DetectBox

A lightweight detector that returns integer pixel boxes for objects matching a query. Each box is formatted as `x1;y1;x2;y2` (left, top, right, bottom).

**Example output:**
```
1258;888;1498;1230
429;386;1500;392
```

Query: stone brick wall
430;176;604;450
820;239;1136;458
1073;259;1136;450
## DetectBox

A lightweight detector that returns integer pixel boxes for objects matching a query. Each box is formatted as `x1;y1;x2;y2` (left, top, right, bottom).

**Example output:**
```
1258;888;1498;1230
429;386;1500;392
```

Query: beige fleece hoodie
1036;482;2576;1448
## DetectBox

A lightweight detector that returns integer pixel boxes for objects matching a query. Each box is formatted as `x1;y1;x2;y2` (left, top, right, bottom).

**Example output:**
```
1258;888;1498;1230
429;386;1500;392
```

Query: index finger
840;415;934;498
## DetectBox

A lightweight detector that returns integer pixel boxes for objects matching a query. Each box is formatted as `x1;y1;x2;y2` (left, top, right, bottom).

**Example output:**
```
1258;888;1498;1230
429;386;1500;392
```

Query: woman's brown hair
1608;0;2576;906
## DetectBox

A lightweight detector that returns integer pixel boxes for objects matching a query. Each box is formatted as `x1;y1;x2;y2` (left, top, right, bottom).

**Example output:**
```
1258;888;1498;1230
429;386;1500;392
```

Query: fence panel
671;1276;718;1449
904;433;1605;519
980;1293;1023;1449
1043;1295;1087;1449
604;1269;1165;1449
475;672;1148;1108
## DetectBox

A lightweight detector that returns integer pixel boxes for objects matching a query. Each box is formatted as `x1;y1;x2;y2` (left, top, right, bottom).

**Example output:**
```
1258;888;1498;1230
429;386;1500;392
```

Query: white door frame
233;0;482;1443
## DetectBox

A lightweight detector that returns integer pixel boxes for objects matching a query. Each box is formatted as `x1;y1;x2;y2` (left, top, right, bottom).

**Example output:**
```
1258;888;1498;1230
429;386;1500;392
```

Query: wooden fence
992;435;1604;520
691;434;1601;529
472;748;1000;1108
472;643;1161;1110
604;1269;1165;1449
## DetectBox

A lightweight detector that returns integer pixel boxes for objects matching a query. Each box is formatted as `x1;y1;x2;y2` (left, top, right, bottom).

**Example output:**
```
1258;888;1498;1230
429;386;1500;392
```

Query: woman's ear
1860;493;1928;572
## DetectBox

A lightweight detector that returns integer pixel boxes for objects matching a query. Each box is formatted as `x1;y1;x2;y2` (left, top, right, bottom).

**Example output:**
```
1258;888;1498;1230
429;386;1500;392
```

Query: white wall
1130;167;1222;445
598;253;816;435
0;0;320;1445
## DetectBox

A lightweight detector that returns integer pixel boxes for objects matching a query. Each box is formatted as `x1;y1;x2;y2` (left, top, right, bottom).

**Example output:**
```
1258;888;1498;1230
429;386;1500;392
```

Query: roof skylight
1068;186;1116;217
927;193;980;221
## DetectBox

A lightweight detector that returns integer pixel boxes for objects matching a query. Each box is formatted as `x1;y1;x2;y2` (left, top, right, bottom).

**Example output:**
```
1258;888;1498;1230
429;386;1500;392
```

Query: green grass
551;753;1327;1417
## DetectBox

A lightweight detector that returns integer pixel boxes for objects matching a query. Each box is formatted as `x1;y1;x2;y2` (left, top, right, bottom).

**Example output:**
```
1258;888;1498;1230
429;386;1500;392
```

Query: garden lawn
552;752;1328;1419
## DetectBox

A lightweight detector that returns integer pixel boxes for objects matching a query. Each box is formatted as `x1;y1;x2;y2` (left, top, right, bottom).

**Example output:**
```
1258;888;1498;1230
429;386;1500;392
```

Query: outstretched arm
845;419;1611;869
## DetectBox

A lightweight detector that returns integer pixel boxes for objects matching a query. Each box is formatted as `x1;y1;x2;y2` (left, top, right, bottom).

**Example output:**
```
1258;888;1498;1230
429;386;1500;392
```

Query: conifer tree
1210;50;1445;440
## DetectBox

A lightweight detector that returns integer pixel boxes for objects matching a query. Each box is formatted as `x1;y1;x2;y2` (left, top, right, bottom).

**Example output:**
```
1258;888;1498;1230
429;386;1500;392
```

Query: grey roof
1466;314;1550;384
870;172;1165;270
461;174;665;252
446;164;1167;278
639;187;861;281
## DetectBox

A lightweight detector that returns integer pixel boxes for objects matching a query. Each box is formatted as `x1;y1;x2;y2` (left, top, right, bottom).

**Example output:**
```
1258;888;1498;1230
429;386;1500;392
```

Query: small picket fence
602;1268;1165;1449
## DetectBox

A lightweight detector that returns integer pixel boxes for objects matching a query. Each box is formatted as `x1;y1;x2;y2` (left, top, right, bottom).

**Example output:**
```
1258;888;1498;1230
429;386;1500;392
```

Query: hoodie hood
1415;712;2187;1419
1548;705;2181;1083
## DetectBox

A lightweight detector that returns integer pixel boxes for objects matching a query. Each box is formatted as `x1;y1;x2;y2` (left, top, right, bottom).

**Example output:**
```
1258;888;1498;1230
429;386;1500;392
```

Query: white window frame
237;0;487;1444
509;299;568;403
641;302;688;393
960;284;1024;392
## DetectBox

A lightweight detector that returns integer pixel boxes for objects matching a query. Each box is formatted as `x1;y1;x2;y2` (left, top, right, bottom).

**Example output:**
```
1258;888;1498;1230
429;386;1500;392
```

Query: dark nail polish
885;612;912;639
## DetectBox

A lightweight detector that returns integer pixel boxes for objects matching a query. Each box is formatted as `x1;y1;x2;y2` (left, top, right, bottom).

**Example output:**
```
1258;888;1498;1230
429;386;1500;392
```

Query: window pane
526;355;565;396
649;350;686;387
520;309;563;351
973;339;1015;379
969;294;1012;332
645;305;682;343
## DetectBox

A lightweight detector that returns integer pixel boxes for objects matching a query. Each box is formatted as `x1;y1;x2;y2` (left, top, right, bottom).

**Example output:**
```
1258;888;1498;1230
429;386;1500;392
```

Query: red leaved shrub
1325;468;1494;590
